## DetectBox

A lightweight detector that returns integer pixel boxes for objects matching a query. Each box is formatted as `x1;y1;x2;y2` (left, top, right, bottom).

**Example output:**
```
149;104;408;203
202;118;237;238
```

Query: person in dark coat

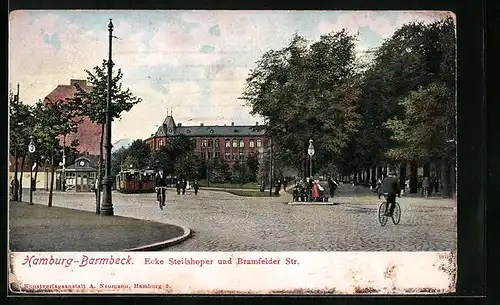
380;171;401;217
283;179;288;192
193;180;200;195
176;179;181;195
155;170;167;206
328;177;338;198
182;179;187;195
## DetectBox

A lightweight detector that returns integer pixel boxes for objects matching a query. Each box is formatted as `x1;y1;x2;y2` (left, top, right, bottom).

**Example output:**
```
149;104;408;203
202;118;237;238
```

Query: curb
123;225;192;251
286;201;339;205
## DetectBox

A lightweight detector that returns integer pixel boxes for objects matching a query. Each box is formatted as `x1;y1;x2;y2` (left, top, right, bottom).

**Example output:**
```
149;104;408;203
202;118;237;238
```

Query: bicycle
156;186;167;210
377;195;401;226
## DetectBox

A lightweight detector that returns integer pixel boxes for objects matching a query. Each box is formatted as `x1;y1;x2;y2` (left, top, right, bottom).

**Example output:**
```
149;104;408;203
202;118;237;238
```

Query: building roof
151;115;266;138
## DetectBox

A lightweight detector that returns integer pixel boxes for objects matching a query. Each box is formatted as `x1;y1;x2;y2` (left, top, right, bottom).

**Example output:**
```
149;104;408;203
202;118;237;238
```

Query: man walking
155;169;167;207
193;180;200;195
182;179;187;195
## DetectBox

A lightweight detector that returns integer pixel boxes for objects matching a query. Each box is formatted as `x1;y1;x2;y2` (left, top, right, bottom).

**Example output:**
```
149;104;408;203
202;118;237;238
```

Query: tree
32;99;81;206
9;91;32;201
210;158;229;183
386;83;455;196
240;31;362;174
126;139;151;170
246;151;260;182
73;60;142;214
174;152;198;180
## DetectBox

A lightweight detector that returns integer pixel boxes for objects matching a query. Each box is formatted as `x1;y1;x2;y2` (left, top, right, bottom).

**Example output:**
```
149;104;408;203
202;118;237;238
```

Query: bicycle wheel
378;202;388;226
392;202;401;225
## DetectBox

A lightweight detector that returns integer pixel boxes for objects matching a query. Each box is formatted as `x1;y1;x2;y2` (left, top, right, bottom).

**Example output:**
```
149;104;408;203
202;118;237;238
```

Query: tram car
116;169;156;193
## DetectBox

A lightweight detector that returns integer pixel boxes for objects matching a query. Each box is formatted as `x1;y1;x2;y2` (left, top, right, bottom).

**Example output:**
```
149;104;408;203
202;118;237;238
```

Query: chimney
178;123;181;127
200;123;204;126
231;122;234;126
70;79;87;88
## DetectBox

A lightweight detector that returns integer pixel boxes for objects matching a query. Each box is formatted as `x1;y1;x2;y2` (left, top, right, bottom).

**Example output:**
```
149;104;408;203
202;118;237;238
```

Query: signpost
28;136;36;205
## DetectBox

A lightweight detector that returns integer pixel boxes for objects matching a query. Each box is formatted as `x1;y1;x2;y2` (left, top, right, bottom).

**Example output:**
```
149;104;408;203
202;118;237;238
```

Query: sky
9;10;453;141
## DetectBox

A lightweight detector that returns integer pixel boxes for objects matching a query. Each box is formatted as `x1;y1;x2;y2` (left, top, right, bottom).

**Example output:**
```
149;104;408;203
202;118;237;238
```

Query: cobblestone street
20;185;456;252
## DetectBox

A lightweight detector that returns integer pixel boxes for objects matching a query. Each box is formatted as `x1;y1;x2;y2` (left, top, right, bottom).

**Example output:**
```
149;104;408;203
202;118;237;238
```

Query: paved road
19;186;456;252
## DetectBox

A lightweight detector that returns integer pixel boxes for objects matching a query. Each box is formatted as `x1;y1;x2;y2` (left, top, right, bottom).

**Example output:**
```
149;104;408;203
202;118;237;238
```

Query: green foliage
149;135;196;174
126;139;151;169
174;152;198;180
207;158;230;183
240;31;362;172
73;60;142;124
385;82;455;161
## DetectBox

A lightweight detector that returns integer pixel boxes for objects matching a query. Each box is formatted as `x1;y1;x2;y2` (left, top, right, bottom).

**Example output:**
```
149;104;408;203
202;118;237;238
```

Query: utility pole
101;19;114;216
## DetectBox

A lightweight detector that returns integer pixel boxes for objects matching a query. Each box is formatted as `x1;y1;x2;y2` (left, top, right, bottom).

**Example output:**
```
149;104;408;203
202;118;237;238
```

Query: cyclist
155;169;167;207
379;171;401;217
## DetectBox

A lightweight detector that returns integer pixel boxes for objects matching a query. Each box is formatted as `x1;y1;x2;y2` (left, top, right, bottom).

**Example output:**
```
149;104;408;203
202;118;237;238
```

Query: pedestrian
182;179;187;195
328;177;338;198
422;176;429;198
155;169;167;207
312;180;320;202
176;179;181;195
193;180;199;195
283;179;288;192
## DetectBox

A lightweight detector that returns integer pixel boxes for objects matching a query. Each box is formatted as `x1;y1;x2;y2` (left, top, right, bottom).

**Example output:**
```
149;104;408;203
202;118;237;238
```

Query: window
158;139;164;147
232;139;238;147
201;152;206;160
249;139;255;148
233;153;238;160
90;172;96;179
239;139;244;148
215;139;220;148
208;152;212;159
225;152;231;160
202;139;207;147
215;152;220;159
225;139;231;148
208;139;213;147
239;152;244;160
256;139;262;147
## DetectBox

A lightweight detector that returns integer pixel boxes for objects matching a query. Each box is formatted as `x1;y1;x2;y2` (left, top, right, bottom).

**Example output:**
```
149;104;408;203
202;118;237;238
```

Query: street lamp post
308;139;315;178
28;136;36;205
269;137;273;198
101;19;115;216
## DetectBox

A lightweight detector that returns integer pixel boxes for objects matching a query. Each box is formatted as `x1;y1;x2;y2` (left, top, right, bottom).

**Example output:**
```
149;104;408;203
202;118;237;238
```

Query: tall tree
32;99;81;206
73;60;142;213
240;31;362;174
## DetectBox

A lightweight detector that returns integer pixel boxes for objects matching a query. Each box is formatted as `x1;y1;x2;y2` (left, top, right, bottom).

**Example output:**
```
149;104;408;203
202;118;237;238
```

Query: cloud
318;11;452;39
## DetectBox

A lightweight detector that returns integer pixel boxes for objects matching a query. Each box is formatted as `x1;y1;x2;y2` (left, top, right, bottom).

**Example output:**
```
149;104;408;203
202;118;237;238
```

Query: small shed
59;156;98;192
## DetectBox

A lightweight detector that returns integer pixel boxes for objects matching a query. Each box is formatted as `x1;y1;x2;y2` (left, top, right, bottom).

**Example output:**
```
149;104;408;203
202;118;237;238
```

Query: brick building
145;115;267;166
44;79;102;156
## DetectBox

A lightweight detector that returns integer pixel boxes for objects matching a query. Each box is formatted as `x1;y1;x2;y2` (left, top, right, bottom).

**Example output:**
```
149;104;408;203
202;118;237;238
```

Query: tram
116;169;156;193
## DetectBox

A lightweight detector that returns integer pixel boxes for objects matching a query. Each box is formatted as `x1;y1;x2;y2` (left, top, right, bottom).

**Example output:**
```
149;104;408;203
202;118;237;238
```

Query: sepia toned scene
9;10;456;253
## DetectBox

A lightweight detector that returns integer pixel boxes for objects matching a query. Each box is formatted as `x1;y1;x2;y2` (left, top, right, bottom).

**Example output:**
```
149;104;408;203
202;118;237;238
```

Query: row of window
201;139;262;148
200;151;246;160
65;172;96;179
155;138;263;149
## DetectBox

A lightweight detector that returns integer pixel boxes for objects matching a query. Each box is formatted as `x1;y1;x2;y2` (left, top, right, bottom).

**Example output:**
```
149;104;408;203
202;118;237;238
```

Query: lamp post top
108;19;114;29
307;139;315;156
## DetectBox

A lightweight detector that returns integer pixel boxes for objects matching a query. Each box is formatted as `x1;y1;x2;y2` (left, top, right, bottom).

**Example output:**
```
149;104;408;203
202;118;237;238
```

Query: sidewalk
9;201;190;252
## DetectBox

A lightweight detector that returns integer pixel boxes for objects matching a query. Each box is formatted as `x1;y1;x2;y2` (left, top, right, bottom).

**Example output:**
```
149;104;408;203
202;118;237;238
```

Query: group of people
292;177;339;202
154;169;200;207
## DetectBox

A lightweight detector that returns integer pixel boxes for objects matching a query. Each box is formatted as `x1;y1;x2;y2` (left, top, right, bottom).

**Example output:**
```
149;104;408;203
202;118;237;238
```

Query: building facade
145;115;268;166
44;79;102;156
56;156;98;192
